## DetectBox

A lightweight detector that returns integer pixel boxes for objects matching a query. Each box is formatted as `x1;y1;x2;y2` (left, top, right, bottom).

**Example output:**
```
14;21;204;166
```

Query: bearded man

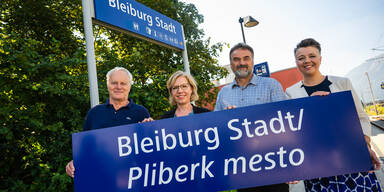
214;43;287;192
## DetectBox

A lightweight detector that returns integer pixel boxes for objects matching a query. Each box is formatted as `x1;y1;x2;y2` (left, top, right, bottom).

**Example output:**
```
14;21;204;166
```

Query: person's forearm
364;135;371;149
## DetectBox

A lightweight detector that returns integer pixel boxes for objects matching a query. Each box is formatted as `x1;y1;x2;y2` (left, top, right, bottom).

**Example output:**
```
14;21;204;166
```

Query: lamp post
365;72;379;115
239;16;259;44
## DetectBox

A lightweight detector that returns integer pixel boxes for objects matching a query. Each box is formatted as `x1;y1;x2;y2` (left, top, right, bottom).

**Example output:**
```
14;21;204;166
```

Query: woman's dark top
302;76;332;96
160;105;210;119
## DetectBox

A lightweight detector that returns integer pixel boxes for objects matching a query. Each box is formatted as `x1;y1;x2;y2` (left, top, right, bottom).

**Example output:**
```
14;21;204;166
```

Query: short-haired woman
286;38;382;192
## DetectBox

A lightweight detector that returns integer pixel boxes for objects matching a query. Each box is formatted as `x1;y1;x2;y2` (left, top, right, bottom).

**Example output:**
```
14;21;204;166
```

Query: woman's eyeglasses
172;84;190;91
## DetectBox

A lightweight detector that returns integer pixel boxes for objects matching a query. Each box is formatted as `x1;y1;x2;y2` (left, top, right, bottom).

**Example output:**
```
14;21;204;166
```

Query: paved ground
290;120;384;192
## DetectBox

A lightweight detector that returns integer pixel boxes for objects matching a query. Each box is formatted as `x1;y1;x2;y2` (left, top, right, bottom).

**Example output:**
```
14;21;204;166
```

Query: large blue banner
93;0;184;50
72;91;372;191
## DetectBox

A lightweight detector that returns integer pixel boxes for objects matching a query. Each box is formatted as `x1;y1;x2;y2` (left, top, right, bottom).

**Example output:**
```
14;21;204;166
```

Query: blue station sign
93;0;184;50
254;61;270;77
72;91;372;191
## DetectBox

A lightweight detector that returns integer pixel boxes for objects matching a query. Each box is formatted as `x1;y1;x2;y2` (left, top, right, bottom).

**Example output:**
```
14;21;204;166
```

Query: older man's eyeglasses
172;84;190;91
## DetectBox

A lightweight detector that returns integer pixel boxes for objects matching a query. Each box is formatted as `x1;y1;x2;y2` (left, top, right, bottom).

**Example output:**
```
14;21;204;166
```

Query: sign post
82;0;99;107
181;26;190;74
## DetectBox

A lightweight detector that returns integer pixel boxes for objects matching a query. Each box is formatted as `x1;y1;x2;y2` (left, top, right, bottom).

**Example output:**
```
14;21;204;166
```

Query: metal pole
181;26;191;75
239;17;246;44
365;72;378;115
82;0;99;107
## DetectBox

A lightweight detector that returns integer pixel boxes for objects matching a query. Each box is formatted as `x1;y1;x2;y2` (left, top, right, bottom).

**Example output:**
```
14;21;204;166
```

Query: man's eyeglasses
172;84;190;91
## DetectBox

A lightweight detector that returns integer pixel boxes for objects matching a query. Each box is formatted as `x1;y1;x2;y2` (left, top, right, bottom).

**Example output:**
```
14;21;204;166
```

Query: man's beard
233;65;252;78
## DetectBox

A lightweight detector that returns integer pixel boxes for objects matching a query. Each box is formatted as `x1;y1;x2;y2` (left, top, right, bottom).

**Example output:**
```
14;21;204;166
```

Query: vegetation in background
0;0;227;191
365;103;384;116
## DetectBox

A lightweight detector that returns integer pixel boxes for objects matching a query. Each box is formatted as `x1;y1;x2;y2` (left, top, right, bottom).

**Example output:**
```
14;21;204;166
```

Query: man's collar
106;98;133;108
231;74;258;88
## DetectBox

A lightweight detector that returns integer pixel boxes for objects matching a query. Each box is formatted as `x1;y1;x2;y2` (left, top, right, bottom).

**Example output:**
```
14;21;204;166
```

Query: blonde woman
161;71;210;119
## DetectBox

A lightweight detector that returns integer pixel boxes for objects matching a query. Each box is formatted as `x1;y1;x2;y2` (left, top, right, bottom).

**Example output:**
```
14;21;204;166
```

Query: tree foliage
0;0;227;191
365;104;384;116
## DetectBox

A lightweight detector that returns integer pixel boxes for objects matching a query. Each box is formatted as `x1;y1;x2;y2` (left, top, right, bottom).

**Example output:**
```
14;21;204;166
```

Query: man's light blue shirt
214;75;286;111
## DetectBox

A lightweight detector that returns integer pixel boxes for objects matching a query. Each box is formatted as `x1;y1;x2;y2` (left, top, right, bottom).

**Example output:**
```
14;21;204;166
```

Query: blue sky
181;0;384;76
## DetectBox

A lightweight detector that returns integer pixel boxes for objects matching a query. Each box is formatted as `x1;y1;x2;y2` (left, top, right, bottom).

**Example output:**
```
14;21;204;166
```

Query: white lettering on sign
116;108;307;190
223;146;305;175
227;109;304;140
108;0;177;34
128;155;215;189
118;127;220;157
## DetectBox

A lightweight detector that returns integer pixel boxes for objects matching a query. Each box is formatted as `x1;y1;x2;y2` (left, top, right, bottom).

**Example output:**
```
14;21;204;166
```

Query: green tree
0;0;227;191
364;104;384;116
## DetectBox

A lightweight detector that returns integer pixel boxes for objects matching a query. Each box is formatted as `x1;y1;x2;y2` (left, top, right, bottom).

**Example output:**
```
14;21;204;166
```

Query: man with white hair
66;67;150;177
